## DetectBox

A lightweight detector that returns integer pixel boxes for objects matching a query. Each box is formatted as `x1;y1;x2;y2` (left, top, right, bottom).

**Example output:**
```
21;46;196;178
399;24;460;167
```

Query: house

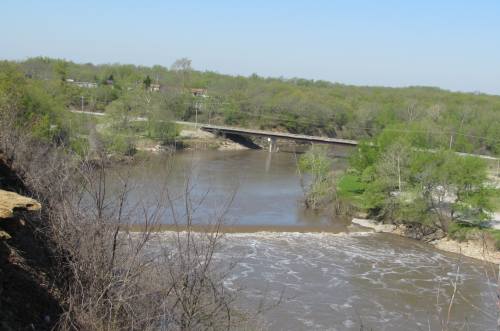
66;79;97;88
149;83;161;92
190;88;208;97
75;81;98;88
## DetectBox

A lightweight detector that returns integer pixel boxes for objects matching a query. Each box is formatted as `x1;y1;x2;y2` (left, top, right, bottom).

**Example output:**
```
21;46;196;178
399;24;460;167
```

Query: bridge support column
267;137;278;152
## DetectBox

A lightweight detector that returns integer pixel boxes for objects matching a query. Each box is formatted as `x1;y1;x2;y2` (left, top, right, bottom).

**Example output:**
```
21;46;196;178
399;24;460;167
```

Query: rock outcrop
0;188;62;330
0;189;41;219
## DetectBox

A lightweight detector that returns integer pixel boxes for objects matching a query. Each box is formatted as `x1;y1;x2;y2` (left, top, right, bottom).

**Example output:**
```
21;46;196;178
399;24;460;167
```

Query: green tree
54;60;69;81
143;75;152;89
298;146;334;209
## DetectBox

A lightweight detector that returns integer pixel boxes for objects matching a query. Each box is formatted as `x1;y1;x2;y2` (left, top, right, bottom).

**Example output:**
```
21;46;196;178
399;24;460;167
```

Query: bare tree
0;118;249;330
171;58;192;89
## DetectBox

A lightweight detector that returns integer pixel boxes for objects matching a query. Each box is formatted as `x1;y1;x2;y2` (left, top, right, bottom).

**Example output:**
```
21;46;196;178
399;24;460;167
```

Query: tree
298;146;335;209
171;58;192;88
146;103;178;145
143;75;152;89
375;141;411;193
54;60;69;82
170;57;192;72
349;139;494;232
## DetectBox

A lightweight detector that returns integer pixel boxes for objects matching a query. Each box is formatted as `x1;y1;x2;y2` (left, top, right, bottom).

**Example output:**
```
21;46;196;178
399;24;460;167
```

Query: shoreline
351;218;500;264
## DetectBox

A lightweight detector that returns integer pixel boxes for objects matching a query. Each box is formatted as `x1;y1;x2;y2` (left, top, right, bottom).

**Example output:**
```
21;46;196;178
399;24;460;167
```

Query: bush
448;222;472;242
103;133;136;156
448;222;487;242
69;136;90;156
146;120;178;145
337;174;365;196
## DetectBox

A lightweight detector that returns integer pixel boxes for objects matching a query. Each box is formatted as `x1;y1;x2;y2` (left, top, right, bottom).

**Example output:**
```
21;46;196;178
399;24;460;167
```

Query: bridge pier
267;137;278;152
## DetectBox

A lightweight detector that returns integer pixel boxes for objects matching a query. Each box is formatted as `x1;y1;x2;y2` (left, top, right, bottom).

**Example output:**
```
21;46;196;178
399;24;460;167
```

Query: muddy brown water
111;150;497;330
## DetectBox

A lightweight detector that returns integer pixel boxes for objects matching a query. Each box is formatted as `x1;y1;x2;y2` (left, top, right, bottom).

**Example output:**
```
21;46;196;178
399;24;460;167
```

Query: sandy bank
179;128;250;151
352;218;500;264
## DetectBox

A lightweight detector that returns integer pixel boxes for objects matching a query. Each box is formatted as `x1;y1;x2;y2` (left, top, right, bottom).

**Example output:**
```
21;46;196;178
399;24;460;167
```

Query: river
115;149;497;330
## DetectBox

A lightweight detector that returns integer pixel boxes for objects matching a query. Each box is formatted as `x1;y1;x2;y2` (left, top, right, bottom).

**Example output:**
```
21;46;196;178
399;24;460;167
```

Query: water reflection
114;149;349;228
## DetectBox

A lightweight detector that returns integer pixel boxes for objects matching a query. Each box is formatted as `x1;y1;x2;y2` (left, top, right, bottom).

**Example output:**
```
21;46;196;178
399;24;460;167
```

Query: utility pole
81;96;84;112
195;101;198;129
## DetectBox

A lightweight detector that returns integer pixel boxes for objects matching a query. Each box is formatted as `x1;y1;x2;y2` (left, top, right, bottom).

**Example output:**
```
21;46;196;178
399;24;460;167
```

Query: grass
490;195;500;212
337;174;365;196
336;174;366;209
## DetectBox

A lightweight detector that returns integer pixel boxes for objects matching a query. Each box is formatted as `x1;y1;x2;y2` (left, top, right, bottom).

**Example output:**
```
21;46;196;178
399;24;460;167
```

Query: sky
1;0;500;94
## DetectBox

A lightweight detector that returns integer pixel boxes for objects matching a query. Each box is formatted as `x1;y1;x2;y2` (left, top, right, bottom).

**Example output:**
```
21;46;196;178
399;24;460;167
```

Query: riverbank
352;218;500;264
135;124;317;155
134;126;251;153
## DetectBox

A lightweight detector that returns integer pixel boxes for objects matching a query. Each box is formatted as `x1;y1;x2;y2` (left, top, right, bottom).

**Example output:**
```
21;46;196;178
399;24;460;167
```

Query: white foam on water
139;229;496;330
215;231;497;330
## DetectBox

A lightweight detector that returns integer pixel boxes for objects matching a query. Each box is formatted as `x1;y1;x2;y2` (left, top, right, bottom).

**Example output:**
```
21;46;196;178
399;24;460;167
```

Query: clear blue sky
2;0;499;94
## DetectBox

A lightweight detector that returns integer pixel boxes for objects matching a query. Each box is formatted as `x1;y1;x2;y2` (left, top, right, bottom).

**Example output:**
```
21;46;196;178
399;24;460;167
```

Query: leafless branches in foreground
0;117;253;330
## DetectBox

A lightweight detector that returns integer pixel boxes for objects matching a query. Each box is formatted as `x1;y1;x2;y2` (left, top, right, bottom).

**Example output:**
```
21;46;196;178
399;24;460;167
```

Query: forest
4;56;500;157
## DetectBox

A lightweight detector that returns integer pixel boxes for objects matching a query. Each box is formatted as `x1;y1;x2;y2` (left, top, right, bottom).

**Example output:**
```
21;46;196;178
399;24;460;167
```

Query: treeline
7;56;500;157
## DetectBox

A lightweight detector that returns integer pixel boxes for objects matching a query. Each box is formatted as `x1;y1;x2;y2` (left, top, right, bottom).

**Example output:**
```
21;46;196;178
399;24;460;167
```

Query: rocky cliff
0;160;62;331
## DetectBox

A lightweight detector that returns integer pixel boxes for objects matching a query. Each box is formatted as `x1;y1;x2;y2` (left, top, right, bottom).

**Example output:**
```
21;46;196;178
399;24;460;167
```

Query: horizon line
6;55;500;97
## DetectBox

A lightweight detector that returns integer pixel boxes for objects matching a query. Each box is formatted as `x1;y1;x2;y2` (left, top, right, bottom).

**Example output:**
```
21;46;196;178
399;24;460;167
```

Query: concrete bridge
200;124;358;152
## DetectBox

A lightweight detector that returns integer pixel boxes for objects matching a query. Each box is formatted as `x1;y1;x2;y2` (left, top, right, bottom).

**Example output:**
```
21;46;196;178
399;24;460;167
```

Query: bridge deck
201;124;358;146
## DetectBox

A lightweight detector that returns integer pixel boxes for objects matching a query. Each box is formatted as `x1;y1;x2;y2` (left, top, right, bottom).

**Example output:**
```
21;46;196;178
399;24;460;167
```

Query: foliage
298;146;336;209
0;61;70;143
298;146;332;183
146;109;178;145
449;223;500;250
6;56;499;157
336;174;366;208
143;75;151;88
341;131;496;231
102;132;136;156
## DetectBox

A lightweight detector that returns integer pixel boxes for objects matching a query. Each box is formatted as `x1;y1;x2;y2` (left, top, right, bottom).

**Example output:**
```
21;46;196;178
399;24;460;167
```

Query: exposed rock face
0;189;41;219
0;159;62;330
0;188;41;245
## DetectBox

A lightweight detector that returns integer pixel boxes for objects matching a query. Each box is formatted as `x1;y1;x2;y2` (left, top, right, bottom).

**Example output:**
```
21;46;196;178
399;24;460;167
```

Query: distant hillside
5;57;500;155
